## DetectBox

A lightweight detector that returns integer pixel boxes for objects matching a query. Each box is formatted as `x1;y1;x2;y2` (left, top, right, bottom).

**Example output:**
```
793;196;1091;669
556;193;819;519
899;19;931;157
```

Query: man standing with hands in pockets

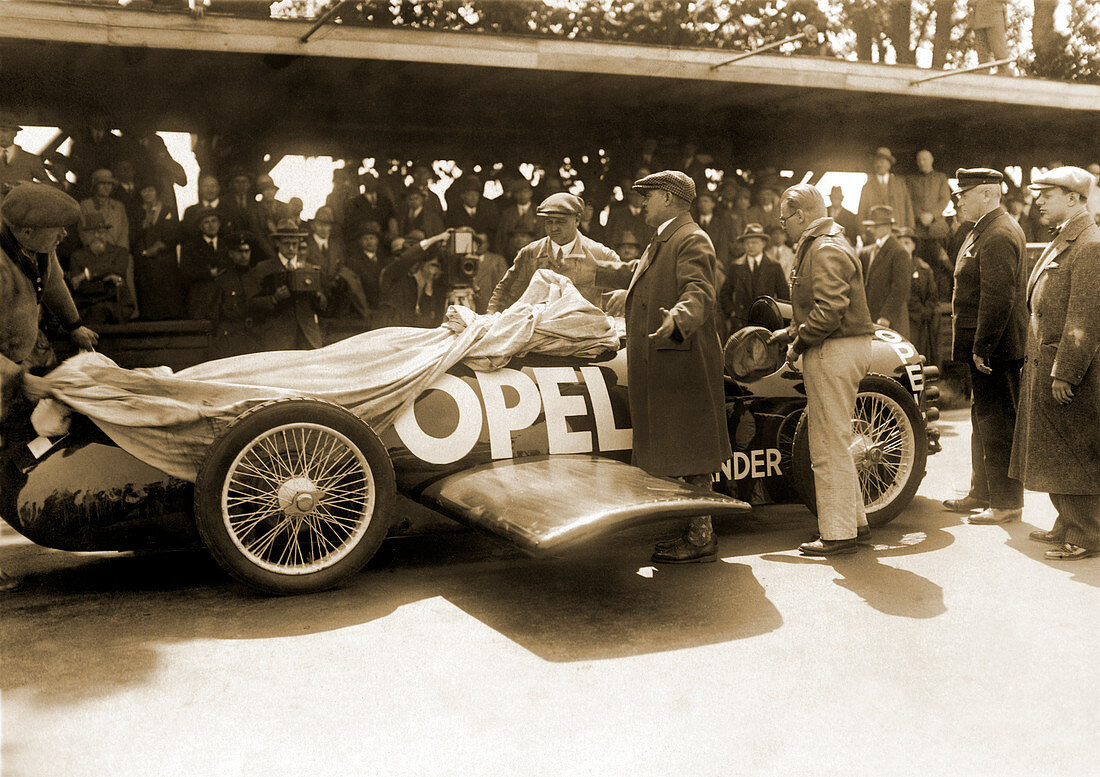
600;171;731;564
768;184;875;555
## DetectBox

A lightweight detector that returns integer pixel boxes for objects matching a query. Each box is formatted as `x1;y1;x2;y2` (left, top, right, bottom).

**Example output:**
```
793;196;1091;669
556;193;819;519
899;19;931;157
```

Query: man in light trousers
769;184;876;555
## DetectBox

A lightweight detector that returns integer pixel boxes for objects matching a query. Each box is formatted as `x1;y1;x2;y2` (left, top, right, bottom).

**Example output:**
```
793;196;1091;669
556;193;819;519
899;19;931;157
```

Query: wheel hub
278;477;321;517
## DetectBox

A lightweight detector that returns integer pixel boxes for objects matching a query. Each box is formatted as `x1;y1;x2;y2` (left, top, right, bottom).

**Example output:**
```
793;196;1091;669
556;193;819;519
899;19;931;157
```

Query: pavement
1;408;1098;777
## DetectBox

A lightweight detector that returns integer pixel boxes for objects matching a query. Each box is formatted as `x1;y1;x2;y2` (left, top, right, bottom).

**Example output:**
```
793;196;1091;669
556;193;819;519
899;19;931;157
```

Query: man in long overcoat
599;170;732;564
950;168;1028;525
1010;167;1100;560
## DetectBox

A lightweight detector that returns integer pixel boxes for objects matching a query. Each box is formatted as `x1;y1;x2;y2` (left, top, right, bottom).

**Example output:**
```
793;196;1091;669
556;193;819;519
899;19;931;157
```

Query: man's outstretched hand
648;307;677;341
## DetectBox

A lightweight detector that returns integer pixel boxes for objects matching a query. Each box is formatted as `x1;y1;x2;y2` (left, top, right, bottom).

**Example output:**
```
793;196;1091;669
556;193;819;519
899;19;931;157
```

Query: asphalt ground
2;408;1098;777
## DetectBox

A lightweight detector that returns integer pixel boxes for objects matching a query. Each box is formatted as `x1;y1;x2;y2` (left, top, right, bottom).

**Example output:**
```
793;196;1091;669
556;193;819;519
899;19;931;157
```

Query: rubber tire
791;375;927;527
194;398;395;595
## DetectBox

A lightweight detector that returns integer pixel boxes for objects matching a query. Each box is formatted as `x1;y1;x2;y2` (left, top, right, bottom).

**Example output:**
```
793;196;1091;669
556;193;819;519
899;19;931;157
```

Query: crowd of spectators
0;111;1075;366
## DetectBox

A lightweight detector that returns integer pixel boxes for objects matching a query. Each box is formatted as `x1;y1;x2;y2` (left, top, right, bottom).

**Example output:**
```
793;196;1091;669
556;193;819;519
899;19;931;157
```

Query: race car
4;297;939;595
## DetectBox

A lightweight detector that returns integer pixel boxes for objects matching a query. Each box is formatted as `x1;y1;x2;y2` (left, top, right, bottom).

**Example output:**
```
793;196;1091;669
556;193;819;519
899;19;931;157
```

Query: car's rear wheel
791;375;926;527
194;398;395;594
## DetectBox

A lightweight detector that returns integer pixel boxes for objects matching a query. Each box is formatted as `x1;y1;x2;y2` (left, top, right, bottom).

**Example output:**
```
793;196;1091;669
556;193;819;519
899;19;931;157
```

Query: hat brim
862;219;895;226
737;233;768;242
271;230;308;238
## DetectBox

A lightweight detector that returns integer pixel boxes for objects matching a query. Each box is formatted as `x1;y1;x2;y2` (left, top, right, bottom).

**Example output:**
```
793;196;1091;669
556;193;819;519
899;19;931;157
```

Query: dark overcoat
598;213;732;477
859;234;912;337
248;258;326;350
951;207;1027;363
1009;212;1100;494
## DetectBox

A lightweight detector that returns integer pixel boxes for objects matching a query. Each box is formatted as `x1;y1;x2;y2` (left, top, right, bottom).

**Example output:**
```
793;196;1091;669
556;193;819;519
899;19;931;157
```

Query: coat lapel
1026;212;1091;303
626;213;691;296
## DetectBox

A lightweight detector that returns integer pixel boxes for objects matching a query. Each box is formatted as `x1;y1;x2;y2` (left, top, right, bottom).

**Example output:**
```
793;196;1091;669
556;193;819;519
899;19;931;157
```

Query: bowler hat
873;147;897;165
90;168;118;186
312;206;336;224
737;223;769;242
1028;166;1095;200
536;192;584;217
953;167;1004;193
632;170;696;204
270;218;307;238
862;205;896;226
724;326;784;382
0;183;81;228
354;221;382;239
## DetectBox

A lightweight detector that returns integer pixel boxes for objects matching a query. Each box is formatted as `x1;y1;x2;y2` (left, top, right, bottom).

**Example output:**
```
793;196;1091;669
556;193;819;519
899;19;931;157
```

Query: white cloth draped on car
38;270;619;481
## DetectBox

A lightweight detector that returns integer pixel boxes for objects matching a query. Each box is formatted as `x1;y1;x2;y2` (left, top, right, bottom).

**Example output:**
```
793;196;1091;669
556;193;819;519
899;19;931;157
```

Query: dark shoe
966;507;1022;525
943;495;988;513
654;533;687;552
651;536;718;564
810;526;871;544
798;538;858;556
1044;543;1097;561
1028;530;1059;545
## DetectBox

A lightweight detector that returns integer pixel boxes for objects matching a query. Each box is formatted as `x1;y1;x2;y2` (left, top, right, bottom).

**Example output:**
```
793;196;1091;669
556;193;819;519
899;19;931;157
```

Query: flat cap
536;192;584;217
862;204;896;226
953;167;1003;192
632;170;696;204
1;183;81;228
1029;166;1095;199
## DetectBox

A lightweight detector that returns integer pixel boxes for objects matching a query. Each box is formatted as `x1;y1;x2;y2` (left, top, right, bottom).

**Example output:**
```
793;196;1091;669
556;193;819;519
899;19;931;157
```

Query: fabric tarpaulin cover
41;270;619;481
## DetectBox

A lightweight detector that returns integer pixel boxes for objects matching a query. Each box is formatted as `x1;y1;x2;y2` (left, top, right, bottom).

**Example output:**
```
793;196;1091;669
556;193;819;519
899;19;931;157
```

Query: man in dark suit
343;173;398;247
695;191;735;274
858;147;914;230
494;181;538;256
950;168;1027;525
181;173;228;241
598;171;732;564
248;219;327;350
859;205;912;337
179;208;228;320
445;176;498;237
1010;167;1100;560
827;186;860;246
718;223;789;337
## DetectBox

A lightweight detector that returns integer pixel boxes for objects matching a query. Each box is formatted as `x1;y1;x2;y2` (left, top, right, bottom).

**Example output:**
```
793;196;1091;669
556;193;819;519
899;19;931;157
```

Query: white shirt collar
203;198;220;209
278;253;296;269
312;233;328;249
550;234;580;257
874;234;890;248
657;216;677;237
465;204;477;216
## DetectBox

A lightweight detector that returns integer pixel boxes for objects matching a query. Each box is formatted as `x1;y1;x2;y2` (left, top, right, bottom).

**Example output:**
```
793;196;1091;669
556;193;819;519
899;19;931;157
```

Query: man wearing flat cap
859;205;912;337
858;147;914;230
1009;167;1100;560
487;192;619;313
948;167;1027;525
597;170;732;563
1;183;98;589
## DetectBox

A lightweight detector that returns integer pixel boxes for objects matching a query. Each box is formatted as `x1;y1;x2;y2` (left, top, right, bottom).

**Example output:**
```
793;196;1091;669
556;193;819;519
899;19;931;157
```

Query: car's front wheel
791;375;927;527
194;398;395;594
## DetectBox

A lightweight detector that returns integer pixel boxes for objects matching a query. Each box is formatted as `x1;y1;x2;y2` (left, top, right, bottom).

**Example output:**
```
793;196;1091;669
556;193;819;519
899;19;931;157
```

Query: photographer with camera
487;193;619;313
376;229;453;328
247;218;327;350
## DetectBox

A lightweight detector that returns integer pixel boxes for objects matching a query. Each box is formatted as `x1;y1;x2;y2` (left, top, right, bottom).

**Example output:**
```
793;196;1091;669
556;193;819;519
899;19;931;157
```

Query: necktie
554;247;563;265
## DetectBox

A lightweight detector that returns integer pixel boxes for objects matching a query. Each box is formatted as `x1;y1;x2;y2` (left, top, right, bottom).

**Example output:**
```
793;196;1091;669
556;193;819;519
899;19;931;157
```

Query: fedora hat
737;223;769;242
270;218;308;238
862;205;896;226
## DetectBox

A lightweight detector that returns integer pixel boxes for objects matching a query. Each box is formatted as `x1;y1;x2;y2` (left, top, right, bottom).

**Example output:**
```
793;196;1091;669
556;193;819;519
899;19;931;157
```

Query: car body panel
418;454;751;552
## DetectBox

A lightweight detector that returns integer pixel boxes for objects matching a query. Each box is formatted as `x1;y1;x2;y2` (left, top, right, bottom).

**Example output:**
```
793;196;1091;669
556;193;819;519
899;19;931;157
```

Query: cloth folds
40;270;619;481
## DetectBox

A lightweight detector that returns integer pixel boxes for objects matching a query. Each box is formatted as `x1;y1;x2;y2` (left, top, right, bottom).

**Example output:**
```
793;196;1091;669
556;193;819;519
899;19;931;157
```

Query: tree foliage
269;0;1100;83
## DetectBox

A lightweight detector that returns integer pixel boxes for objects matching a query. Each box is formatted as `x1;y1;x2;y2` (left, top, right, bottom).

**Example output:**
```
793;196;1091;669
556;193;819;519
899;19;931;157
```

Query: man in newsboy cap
1009;166;1100;560
597;170;732;563
946;167;1028;525
486;192;619;312
1;183;99;590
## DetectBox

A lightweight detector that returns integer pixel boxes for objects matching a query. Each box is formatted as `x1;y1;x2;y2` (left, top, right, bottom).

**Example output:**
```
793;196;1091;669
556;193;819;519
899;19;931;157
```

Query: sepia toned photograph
1;1;1097;775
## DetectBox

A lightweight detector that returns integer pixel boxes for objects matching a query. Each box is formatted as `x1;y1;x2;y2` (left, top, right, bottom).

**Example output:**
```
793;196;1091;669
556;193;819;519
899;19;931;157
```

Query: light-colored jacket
487;234;619;312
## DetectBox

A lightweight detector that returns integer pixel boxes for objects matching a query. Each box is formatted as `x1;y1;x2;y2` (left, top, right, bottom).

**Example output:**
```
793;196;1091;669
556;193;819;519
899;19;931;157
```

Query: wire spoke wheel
791;375;927;527
195;399;395;595
223;423;376;575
